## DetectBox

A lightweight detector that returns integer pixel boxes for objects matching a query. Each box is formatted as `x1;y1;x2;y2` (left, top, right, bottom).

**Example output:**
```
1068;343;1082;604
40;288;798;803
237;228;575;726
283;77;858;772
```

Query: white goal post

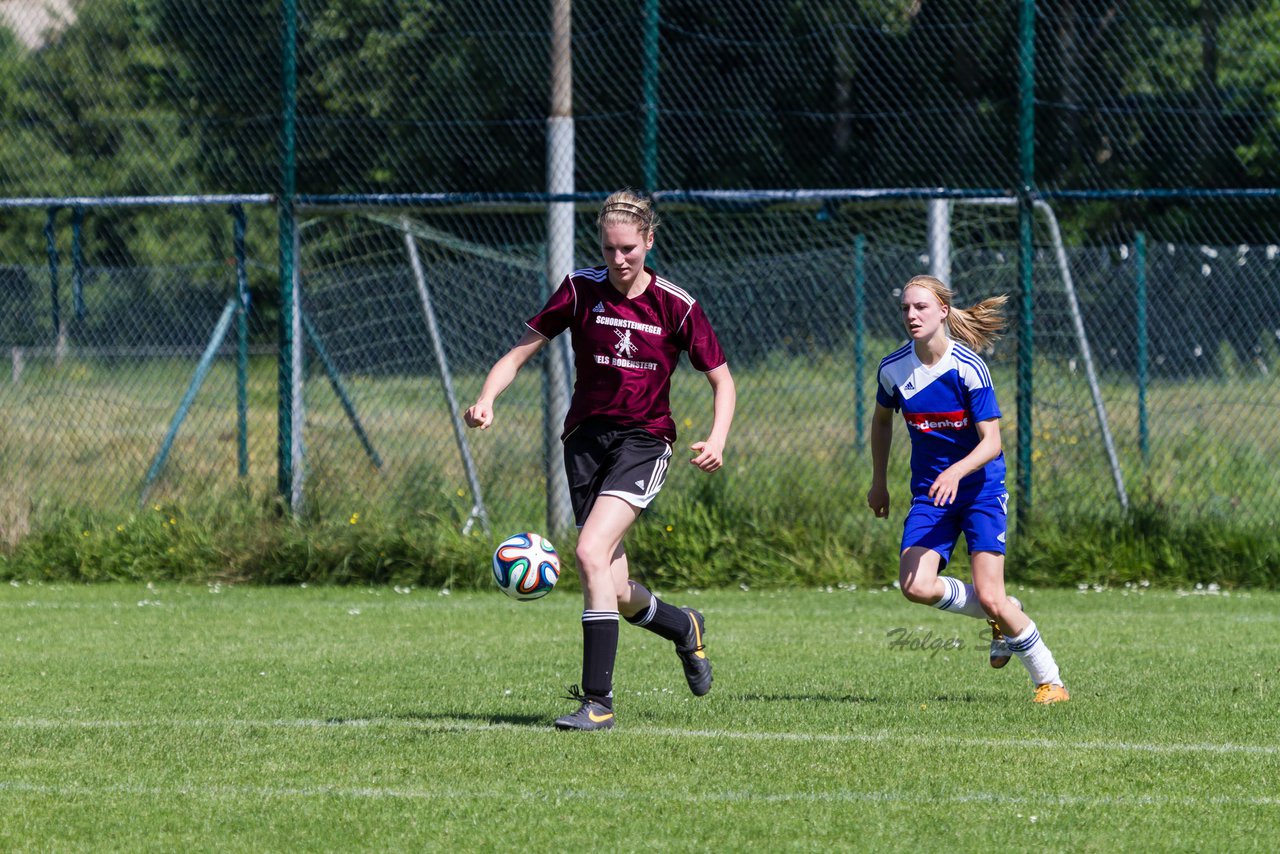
945;196;1129;511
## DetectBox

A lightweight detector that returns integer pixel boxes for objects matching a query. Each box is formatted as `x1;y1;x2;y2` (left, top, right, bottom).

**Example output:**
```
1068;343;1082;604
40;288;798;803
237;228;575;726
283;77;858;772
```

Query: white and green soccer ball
492;532;561;601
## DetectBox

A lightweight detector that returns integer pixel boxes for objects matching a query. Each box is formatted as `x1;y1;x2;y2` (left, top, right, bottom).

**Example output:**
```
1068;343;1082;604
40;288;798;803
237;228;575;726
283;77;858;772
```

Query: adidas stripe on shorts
564;418;672;527
900;490;1009;567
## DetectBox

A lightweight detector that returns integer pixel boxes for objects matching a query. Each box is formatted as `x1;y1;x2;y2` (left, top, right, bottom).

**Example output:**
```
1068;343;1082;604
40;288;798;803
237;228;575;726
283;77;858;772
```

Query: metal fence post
853;232;866;451
545;0;575;538
1136;230;1149;464
1015;0;1036;528
927;199;950;284
232;204;250;479
71;207;85;321
278;0;300;512
642;0;660;195
44;207;65;364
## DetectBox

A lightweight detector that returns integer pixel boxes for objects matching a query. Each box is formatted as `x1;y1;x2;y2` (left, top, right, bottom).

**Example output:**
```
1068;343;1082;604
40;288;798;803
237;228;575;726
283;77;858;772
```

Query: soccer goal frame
939;196;1129;511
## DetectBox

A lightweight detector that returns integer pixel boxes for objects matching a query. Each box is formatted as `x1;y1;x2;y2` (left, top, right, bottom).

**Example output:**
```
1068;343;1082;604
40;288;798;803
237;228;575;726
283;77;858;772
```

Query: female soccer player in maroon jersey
465;190;736;730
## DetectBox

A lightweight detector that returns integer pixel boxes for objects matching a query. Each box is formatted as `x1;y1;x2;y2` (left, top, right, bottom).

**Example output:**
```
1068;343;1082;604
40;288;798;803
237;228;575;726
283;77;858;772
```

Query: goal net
292;195;1133;535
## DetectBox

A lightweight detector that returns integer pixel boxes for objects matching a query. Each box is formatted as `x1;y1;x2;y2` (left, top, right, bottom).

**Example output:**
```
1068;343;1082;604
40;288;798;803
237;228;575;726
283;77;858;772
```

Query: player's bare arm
690;363;735;471
926;417;1002;506
867;403;895;517
465;330;547;429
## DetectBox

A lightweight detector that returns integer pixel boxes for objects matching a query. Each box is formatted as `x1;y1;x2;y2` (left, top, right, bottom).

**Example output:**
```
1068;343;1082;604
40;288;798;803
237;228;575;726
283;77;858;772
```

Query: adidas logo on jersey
904;380;915;390
592;301;605;313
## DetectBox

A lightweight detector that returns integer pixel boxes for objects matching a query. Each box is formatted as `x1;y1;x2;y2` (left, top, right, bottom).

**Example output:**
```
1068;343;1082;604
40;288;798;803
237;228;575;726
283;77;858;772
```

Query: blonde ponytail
948;295;1008;352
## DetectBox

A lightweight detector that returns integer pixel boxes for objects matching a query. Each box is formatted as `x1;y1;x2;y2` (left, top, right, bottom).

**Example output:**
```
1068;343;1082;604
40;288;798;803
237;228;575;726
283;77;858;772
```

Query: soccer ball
492;532;561;601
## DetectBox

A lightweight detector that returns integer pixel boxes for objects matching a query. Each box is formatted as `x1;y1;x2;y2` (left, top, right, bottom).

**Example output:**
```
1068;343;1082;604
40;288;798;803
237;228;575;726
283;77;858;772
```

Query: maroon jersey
526;266;727;443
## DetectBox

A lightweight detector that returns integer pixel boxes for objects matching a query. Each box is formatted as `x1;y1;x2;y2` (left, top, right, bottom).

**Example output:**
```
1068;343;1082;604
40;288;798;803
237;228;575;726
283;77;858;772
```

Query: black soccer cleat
676;607;713;696
554;685;615;731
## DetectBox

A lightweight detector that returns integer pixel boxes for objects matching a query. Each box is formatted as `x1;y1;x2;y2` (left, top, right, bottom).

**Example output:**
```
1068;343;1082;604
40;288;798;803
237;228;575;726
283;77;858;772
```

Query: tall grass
2;485;1275;590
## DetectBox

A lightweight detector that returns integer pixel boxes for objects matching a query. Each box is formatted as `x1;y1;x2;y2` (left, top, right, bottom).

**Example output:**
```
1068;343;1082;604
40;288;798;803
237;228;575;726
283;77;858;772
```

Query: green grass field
2;582;1276;851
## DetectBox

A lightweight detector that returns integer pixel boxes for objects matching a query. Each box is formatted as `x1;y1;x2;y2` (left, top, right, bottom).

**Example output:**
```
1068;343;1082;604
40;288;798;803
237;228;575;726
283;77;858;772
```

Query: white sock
1006;620;1063;687
933;576;988;620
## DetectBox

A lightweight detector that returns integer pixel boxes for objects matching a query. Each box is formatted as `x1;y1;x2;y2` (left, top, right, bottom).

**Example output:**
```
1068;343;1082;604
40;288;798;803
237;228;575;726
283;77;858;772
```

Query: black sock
624;593;690;645
581;611;618;709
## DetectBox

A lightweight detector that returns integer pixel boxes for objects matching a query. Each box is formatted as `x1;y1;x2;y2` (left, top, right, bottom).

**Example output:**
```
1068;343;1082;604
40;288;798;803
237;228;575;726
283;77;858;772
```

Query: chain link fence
1033;200;1280;524
0;207;275;544
288;198;1280;535
1;1;1278;545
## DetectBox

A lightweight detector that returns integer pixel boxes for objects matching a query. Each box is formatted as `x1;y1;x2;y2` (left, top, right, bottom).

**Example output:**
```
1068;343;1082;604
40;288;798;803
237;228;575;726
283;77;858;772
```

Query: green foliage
3;1;1280;204
4;487;1277;588
4;1;1280;591
0;495;493;588
626;471;898;590
1013;502;1280;589
0;337;1275;588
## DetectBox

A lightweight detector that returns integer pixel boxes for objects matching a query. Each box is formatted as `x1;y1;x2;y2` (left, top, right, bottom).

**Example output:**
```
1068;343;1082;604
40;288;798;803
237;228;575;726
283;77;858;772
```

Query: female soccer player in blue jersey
867;275;1068;704
465;190;736;730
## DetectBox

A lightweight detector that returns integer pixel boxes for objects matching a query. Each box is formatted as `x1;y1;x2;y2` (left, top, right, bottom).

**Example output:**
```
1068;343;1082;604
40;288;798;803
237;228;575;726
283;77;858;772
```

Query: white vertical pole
545;0;575;537
1034;200;1128;510
291;219;305;513
401;218;492;536
928;198;951;283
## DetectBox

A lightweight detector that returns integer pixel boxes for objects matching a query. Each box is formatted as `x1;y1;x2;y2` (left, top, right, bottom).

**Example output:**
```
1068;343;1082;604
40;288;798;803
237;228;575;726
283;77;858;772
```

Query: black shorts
563;420;673;527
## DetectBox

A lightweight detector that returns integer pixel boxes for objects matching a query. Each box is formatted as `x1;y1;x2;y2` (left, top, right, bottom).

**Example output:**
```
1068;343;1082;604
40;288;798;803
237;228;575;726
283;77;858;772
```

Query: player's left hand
690;439;724;472
928;467;963;506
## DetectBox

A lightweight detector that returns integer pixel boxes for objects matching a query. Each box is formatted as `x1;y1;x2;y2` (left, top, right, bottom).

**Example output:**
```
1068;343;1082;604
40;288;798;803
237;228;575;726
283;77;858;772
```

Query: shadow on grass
347;710;550;728
928;693;985;703
734;692;998;704
734;693;880;704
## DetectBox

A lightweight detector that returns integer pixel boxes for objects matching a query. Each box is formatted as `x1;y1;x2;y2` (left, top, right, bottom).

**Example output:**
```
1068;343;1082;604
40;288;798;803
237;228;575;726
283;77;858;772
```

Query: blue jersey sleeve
954;346;1001;422
876;368;899;411
966;383;1001;422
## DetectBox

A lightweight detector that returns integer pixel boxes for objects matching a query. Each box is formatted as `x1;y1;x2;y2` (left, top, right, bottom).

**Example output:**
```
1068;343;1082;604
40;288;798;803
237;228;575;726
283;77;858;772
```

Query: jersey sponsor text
594;314;662;336
904;410;970;432
527;267;726;442
594;354;659;371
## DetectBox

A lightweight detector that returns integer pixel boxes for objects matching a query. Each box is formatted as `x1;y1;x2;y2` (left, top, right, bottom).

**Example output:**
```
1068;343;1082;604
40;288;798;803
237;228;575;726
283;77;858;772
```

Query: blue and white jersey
876;340;1005;499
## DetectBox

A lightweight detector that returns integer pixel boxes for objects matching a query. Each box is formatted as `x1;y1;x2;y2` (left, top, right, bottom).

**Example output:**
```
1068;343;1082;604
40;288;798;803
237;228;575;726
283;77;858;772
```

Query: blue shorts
900;491;1009;566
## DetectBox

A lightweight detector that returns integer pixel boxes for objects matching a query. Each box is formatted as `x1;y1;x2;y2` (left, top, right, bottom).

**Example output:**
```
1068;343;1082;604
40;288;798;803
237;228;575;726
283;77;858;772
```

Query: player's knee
574;540;610;576
900;579;934;605
976;592;1005;618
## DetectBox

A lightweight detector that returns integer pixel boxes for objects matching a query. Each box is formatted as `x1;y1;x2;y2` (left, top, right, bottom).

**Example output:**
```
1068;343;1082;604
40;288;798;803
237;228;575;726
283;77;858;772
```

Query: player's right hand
464;401;493;429
866;485;890;518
